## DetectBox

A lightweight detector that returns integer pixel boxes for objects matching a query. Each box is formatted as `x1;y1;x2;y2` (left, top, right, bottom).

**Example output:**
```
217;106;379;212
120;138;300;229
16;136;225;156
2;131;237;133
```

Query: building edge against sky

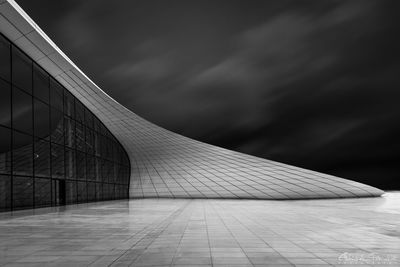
0;0;384;210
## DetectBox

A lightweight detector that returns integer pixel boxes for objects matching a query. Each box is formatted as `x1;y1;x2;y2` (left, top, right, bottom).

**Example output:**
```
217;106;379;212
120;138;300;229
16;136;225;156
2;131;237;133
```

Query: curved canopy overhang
0;0;384;199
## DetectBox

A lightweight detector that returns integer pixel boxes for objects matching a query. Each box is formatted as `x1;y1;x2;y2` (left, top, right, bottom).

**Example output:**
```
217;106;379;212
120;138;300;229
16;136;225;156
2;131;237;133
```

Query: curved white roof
0;0;384;199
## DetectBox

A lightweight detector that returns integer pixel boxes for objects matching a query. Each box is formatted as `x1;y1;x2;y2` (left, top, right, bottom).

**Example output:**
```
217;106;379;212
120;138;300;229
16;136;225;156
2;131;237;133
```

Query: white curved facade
0;0;384;200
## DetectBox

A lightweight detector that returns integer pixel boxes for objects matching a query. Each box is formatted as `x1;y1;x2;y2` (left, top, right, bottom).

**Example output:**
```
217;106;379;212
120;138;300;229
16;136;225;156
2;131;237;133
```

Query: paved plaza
0;193;399;266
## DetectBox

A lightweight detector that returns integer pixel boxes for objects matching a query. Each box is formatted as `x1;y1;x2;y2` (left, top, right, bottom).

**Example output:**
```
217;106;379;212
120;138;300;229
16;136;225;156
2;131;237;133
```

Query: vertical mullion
62;88;66;205
84;115;88;202
48;76;53;207
10;42;13;211
31;61;35;209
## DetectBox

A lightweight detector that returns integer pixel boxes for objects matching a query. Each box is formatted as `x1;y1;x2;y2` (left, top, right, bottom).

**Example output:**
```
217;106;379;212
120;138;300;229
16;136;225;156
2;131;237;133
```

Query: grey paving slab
0;193;399;266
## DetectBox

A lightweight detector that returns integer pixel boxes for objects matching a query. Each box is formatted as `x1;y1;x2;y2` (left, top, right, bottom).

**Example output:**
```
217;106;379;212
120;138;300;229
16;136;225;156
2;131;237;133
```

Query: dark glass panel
86;155;95;181
123;154;130;167
13;176;33;209
0;126;11;174
12;87;33;134
66;180;76;204
0;36;130;211
94;117;101;133
100;136;107;158
106;161;114;183
95;157;101;182
12;46;32;93
75;101;84;123
76;151;86;179
124;186;128;198
94;132;101;157
102;183;109;200
115;185;120;199
109;141;115;162
101;159;108;182
0;79;11;127
35;178;51;207
0;35;10;81
51;144;64;179
84;108;93;129
96;183;102;201
12;131;33;176
64;117;75;148
33;99;50;139
34;139;50;177
77;181;87;203
85;127;94;154
100;124;108;136
87;182;96;202
113;163;118;184
109;184;115;200
114;164;121;184
50;108;64;144
75;122;85;151
102;138;113;160
123;166;130;185
113;144;121;164
121;185;127;199
117;185;124;199
50;78;63;110
65;148;76;179
33;64;49;103
118;166;124;185
52;179;67;206
0;175;11;211
64;90;75;118
117;164;127;185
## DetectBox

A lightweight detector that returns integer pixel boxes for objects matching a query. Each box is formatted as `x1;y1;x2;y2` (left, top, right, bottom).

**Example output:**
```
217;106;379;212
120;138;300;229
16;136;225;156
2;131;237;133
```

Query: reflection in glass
86;155;95;181
64;91;75;118
13;131;33;176
0;126;11;174
0;34;130;211
0;175;11;211
33;64;49;103
65;117;75;148
35;178;51;207
75;122;85;151
84;108;94;129
76;151;86;179
51;144;64;179
0;35;10;81
50;108;64;144
0;79;11;127
66;181;76;204
77;181;87;203
12;47;32;93
13;176;33;209
75;101;84;123
34;99;50;139
12;88;33;134
34;139;50;177
85;127;94;154
50;78;63;109
65;148;76;179
96;183;102;200
88;182;96;201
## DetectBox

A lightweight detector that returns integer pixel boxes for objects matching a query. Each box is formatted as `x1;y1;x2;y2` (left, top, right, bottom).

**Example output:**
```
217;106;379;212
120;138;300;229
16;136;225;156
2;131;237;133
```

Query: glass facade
0;33;130;212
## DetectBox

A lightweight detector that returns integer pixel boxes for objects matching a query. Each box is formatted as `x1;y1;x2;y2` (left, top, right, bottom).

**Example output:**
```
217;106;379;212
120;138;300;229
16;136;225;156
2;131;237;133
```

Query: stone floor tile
0;193;398;267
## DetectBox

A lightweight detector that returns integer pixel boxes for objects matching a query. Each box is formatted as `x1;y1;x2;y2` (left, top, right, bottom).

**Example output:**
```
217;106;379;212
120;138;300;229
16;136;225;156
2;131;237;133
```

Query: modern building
0;0;383;212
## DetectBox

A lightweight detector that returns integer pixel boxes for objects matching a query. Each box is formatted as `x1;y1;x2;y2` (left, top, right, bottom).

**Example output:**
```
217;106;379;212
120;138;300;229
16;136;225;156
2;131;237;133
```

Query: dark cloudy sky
17;0;400;189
